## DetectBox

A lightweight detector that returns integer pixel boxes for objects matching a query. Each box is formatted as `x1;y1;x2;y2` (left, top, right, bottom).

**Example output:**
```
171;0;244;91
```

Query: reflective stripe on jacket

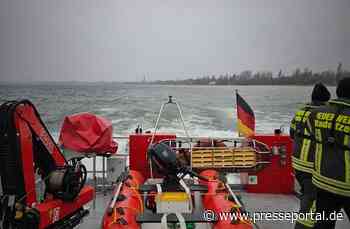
290;104;320;174
308;99;350;197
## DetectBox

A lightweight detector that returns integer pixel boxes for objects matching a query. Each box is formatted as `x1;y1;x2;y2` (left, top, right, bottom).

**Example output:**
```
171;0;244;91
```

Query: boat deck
81;191;349;229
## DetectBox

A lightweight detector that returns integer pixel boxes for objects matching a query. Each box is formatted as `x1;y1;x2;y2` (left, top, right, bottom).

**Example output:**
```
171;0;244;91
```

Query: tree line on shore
151;64;349;86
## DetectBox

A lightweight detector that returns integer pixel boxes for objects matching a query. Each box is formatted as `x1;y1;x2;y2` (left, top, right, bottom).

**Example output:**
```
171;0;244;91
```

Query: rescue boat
100;96;294;229
0;97;294;229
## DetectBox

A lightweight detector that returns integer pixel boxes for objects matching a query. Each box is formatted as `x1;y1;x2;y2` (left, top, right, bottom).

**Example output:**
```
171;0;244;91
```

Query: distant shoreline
145;82;337;86
1;67;349;87
147;66;349;86
0;81;339;86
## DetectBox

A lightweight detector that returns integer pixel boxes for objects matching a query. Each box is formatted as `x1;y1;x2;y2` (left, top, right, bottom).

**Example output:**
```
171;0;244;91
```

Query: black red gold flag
236;91;255;137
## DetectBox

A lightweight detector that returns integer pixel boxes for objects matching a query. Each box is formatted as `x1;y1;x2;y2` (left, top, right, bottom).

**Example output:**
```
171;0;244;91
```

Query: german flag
236;91;255;137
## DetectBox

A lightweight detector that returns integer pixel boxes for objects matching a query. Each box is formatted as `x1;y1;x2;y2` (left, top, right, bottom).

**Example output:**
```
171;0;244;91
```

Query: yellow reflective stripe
299;127;311;163
344;135;350;184
315;129;322;172
302;139;311;162
315;128;322;141
313;171;350;190
310;200;316;213
296;200;316;227
345;151;350;184
292;156;314;173
297;200;316;227
292;156;314;167
315;144;322;172
300;138;307;162
296;218;314;227
292;162;314;174
292;155;314;173
312;176;350;197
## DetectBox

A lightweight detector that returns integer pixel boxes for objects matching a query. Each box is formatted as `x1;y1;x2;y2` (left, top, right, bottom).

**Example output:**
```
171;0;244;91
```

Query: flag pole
235;89;241;137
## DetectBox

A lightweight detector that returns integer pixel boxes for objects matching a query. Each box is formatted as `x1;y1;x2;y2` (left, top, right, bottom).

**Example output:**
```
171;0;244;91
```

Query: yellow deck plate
156;192;189;202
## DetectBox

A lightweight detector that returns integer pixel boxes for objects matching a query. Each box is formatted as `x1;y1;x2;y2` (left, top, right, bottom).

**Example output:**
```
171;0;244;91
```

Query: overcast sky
0;0;349;82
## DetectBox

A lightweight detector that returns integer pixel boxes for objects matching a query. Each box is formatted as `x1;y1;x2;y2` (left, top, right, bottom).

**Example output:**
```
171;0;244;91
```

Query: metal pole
102;156;106;196
149;101;166;178
150;103;165;145
175;102;190;139
93;155;96;209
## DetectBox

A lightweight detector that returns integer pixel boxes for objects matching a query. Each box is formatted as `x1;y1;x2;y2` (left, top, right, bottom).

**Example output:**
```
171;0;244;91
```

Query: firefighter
290;83;331;229
307;77;350;229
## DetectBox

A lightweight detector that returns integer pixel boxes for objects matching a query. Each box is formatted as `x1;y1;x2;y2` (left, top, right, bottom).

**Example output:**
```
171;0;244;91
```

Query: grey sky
0;0;349;82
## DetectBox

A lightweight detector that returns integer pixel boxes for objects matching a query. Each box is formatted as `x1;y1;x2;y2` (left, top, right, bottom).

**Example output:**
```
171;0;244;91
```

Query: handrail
150;96;190;145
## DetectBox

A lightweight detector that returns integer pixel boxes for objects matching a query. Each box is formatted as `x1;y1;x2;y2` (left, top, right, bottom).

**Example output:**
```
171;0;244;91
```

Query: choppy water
0;83;336;138
0;83;337;171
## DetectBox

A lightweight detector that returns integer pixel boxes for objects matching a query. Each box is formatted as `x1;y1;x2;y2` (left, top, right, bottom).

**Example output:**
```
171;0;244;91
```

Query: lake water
0;83;336;137
0;83;336;170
